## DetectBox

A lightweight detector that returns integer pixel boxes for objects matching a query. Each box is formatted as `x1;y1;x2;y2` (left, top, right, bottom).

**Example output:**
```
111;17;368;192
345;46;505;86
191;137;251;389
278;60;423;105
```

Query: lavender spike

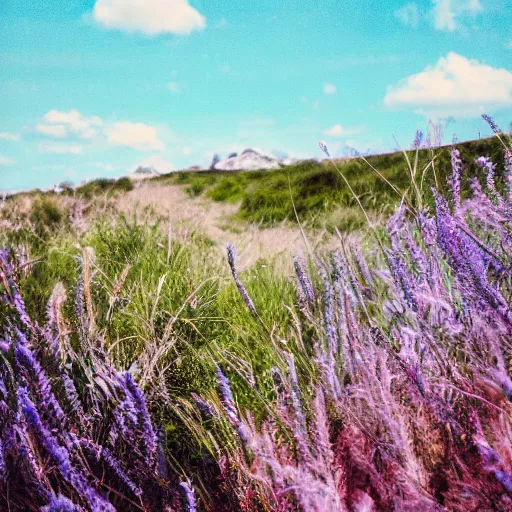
216;364;251;444
179;481;198;512
226;244;257;315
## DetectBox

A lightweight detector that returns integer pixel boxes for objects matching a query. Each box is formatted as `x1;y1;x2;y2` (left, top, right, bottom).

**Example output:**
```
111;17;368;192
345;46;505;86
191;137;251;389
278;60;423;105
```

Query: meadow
1;119;512;511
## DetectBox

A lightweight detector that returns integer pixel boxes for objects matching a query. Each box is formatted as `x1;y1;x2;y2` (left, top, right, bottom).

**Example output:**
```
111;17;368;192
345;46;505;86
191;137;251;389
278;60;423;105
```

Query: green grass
2;134;510;502
154;137;505;230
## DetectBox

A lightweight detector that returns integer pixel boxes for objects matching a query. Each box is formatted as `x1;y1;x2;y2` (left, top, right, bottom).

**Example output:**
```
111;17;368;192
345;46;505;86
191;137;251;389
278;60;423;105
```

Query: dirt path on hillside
116;182;340;269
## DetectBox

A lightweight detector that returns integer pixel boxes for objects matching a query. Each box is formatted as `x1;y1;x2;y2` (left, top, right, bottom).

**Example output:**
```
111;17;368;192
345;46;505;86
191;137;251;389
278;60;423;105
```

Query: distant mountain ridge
213;148;300;171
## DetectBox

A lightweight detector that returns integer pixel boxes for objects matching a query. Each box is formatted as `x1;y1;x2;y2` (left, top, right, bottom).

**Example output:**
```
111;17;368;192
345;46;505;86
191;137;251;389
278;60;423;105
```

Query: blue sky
1;0;511;192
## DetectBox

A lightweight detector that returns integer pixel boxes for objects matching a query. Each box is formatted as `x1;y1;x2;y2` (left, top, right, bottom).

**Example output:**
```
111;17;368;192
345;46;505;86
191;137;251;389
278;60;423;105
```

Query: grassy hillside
153;136;506;228
2;132;512;510
4;136;505;236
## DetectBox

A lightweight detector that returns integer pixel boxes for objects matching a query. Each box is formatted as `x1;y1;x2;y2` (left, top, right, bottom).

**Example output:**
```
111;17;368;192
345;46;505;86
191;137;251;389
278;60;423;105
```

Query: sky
1;0;511;192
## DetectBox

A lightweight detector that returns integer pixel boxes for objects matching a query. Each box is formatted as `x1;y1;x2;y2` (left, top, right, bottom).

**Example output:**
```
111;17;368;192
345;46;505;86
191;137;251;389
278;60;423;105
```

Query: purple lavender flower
504;149;512;204
18;387;115;512
191;392;216;419
215;364;251;444
15;343;66;432
0;439;6;481
123;372;157;468
293;257;315;305
79;439;142;497
179;481;197;512
0;248;33;330
320;263;338;355
318;141;330;157
450;149;463;211
226;244;257;315
433;189;512;326
412;130;423;150
482;114;501;134
41;493;79;512
284;352;312;463
476;156;507;210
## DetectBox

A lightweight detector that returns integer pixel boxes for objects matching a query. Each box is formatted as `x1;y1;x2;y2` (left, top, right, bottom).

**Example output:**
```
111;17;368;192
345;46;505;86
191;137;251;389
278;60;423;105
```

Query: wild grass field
1;121;512;511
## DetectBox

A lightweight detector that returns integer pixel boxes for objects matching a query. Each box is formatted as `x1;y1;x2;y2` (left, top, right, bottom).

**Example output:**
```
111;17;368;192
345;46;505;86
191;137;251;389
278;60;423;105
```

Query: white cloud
92;0;206;35
36;123;68;138
0;155;15;166
168;81;180;93
323;83;337;95
432;0;483;32
137;155;174;174
507;40;512;50
433;0;456;30
0;132;20;142
38;110;103;139
324;124;364;137
182;147;193;156
384;52;512;117
395;3;419;27
106;122;164;151
38;143;83;154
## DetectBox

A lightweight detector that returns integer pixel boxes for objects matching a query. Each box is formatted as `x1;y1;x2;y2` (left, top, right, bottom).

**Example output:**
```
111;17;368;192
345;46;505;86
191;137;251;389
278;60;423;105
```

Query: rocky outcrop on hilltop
129;166;161;180
213;148;282;171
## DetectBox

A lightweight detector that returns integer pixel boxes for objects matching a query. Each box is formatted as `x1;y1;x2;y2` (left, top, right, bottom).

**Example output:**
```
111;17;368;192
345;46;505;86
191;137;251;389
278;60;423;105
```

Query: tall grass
1;120;512;510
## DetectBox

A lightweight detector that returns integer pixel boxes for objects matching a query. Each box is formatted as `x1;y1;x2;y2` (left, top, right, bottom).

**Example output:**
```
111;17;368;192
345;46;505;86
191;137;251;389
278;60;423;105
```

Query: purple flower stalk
179;481;198;512
41;493;79;512
15;343;66;432
18;387;115;512
318;141;330;157
284;352;312;463
123;372;157;467
293;257;315;305
215;364;251;445
0;248;33;330
504;149;512;204
226;244;257;315
450;149;463;211
412;130;423;150
482;114;500;134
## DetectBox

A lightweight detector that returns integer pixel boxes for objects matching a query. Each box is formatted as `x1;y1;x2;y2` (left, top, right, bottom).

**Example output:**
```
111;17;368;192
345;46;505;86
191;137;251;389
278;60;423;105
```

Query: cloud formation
384;52;512;117
0;155;16;166
36;123;67;138
37;110;103;139
137;155;175;174
432;0;483;32
93;0;206;35
0;132;20;142
106;122;165;151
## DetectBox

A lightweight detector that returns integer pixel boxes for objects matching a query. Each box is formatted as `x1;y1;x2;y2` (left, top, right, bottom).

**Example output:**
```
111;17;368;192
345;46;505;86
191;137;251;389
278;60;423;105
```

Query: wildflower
215;364;251;444
482;114;500;134
318;141;330;157
412;130;423;150
41;493;79;512
226;244;257;315
294;256;316;305
450;149;463;210
180;480;197;512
